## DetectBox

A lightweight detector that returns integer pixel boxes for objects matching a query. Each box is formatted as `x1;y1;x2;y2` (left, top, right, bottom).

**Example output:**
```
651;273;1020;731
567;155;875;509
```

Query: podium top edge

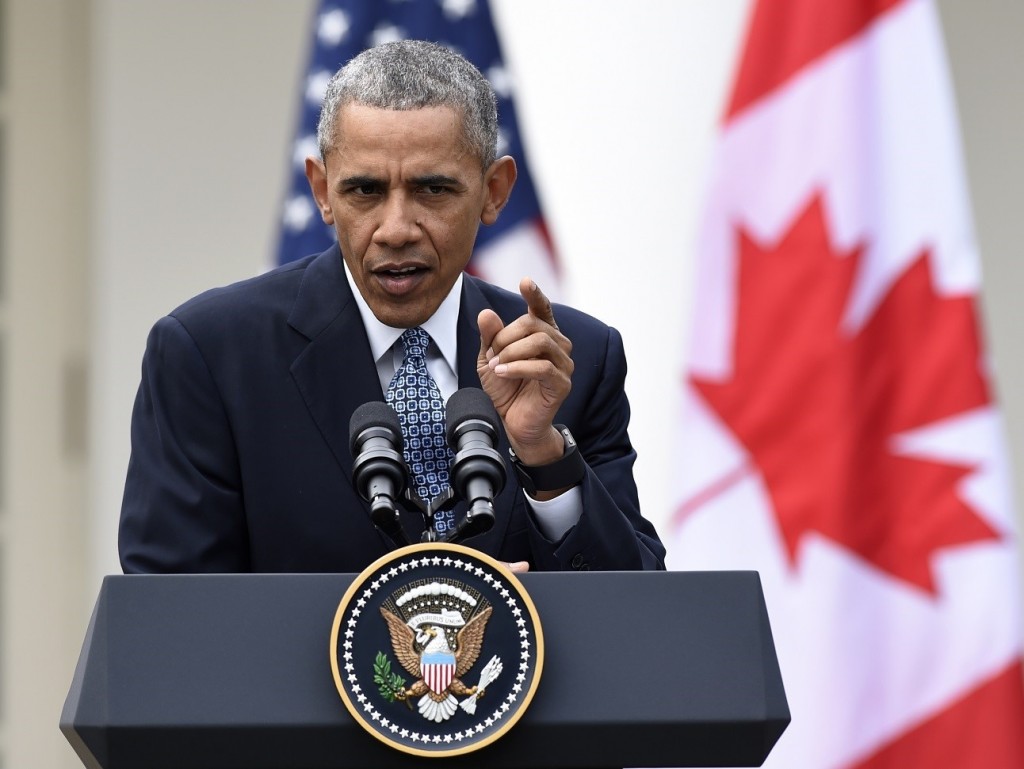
104;570;762;579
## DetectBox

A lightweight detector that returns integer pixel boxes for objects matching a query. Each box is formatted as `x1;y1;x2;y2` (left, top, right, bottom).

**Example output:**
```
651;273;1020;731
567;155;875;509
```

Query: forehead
328;104;477;172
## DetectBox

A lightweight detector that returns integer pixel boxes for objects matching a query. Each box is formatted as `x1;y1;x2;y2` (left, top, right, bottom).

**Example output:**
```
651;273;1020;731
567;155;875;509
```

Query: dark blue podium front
61;571;789;768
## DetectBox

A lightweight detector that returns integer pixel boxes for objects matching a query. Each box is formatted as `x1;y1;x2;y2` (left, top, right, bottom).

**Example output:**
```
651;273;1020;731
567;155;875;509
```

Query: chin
371;305;432;330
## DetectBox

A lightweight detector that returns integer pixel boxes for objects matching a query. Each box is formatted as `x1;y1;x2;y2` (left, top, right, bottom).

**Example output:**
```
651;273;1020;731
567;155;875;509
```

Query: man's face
306;104;515;328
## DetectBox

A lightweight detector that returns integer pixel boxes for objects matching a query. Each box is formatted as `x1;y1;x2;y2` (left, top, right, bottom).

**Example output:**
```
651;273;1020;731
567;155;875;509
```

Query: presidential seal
330;543;544;757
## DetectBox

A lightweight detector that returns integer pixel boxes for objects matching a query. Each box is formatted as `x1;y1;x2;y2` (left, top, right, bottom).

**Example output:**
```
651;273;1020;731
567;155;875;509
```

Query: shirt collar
343;261;462;370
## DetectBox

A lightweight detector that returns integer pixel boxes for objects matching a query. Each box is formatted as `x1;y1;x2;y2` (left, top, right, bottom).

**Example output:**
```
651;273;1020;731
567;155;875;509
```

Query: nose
373;192;421;248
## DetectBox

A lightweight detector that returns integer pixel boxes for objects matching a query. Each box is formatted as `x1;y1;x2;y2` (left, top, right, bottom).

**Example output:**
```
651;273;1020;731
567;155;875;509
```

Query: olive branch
373;651;406;702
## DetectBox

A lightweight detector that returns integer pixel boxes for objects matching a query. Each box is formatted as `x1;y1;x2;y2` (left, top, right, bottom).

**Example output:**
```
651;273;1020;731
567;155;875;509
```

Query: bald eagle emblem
378;580;503;723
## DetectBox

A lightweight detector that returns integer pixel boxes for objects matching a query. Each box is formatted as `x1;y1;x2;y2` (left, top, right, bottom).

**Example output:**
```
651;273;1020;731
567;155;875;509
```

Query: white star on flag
486;63;513;98
282;195;315;232
496;127;510;157
440;0;476;21
317;8;350;46
292;135;319;168
304;69;332;105
370;22;404;47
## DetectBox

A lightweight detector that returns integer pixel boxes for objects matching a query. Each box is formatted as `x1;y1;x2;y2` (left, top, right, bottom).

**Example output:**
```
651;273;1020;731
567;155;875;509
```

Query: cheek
433;227;474;268
437;211;481;253
332;212;373;254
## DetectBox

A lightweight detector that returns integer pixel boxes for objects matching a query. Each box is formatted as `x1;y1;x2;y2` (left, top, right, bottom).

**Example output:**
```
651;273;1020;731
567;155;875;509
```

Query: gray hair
316;40;498;169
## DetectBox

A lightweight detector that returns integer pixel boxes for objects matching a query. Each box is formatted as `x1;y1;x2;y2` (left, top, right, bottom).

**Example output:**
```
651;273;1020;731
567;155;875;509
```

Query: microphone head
445;388;500;446
349;401;403;455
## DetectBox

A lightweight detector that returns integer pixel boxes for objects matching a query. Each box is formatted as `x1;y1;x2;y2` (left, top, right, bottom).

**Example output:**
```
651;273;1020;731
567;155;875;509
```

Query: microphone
349;402;410;545
445;388;506;541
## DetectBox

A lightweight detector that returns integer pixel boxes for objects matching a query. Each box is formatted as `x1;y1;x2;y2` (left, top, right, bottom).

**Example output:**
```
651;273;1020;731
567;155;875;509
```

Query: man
118;40;664;573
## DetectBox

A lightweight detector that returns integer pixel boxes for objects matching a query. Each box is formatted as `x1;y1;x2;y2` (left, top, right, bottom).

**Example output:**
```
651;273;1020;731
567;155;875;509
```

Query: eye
413;176;460;196
341;178;383;197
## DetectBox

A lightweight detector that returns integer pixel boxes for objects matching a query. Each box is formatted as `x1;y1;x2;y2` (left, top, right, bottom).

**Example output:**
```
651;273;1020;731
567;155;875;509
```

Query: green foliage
373;651;406;702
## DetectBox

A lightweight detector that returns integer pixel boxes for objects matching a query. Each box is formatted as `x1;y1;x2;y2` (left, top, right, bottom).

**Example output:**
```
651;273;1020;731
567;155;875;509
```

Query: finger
488;332;573;373
476;309;505;362
519;277;557;330
488;358;573;397
505;561;530;573
488;314;572;360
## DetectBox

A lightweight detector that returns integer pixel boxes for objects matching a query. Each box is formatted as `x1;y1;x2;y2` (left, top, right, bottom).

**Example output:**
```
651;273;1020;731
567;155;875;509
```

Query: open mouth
381;265;424;278
373;264;429;295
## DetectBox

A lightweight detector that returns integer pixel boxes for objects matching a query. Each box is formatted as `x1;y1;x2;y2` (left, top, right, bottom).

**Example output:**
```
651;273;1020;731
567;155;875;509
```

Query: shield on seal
421;651;456;695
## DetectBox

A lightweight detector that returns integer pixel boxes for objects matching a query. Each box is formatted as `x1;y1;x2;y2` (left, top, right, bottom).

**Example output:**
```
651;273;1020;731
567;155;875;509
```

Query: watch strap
509;425;587;495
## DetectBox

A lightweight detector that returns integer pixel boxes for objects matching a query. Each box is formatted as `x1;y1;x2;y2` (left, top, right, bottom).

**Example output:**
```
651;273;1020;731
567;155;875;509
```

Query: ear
305;156;335;225
480;156;517;226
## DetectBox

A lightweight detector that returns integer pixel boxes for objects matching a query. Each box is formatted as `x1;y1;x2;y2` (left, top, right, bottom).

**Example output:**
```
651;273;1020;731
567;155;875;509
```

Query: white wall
940;0;1024;513
5;3;91;766
88;0;1024;595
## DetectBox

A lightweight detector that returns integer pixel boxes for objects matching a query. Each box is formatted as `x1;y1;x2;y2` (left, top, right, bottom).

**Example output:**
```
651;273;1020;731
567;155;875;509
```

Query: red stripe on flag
671;461;753;530
725;0;906;122
533;218;560;278
851;659;1024;769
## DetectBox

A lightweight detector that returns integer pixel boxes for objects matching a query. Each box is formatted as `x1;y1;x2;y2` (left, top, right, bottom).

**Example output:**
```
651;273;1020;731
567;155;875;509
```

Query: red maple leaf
692;194;999;593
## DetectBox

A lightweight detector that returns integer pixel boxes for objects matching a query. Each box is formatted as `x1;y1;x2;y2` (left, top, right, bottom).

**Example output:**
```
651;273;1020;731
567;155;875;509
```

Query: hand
505;561;530;573
477;278;574;467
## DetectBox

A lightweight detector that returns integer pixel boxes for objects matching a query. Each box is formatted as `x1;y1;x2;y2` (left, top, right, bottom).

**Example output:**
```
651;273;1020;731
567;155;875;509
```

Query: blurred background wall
0;0;1019;765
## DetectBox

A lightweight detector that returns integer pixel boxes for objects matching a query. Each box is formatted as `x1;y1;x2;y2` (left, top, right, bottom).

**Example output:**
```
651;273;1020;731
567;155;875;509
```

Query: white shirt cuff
524;486;583;541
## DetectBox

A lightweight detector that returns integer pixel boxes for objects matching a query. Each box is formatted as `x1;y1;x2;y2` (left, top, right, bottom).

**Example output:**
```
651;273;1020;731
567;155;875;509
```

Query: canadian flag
670;0;1024;766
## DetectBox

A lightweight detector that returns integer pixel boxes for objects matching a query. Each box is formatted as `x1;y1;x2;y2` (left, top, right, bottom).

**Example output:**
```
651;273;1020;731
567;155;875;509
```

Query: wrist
509;425;587;498
508;426;565;466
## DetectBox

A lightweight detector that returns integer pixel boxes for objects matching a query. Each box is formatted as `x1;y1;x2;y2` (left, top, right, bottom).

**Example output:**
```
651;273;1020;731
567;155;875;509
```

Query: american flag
275;0;559;296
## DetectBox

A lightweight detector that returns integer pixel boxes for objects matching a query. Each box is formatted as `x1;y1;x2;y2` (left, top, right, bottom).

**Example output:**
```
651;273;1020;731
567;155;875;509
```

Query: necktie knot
399;326;430;362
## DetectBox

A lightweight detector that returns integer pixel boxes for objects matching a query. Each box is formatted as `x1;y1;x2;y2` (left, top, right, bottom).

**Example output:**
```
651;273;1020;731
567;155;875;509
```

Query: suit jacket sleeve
521;325;666;571
119;315;250;573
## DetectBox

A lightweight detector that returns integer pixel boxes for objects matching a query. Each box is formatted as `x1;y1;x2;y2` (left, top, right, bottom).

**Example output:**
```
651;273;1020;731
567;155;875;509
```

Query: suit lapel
287;247;382;498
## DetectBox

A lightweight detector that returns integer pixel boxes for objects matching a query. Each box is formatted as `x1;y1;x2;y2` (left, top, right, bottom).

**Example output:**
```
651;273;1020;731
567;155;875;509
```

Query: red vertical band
725;0;905;122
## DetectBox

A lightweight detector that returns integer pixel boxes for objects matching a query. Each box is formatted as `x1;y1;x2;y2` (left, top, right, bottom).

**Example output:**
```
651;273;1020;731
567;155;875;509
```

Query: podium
61;571;789;768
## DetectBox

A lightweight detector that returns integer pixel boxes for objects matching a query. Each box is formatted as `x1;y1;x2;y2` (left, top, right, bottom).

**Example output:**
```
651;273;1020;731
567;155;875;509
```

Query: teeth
387;266;418;275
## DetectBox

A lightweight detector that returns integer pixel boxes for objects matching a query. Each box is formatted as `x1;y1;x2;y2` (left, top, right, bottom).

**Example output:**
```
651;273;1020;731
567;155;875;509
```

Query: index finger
519;277;558;330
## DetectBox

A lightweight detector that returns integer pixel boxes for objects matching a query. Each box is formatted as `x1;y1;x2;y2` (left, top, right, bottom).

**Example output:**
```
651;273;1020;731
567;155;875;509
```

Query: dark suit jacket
119;246;665;573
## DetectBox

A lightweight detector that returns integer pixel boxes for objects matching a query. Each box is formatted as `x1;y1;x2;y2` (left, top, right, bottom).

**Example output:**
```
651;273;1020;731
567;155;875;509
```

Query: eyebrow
409;174;464;188
339;175;383;188
337;173;466;191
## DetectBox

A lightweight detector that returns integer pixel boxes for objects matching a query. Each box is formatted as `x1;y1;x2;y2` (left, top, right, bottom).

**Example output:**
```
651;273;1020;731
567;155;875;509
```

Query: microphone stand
397;487;492;546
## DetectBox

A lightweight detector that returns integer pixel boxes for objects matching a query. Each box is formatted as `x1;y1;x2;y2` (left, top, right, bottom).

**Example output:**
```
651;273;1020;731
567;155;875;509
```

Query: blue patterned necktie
386;327;455;534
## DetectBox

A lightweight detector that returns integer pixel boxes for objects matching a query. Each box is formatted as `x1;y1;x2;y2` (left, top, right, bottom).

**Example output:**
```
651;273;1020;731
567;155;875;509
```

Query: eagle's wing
454;605;493;677
379;607;421;678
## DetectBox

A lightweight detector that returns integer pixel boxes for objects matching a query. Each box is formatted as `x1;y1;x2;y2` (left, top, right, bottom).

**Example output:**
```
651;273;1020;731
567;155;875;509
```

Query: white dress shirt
343;264;582;541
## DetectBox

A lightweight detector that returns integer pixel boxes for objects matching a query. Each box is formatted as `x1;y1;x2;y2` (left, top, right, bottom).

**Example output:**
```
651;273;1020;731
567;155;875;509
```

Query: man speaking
118;41;664;574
